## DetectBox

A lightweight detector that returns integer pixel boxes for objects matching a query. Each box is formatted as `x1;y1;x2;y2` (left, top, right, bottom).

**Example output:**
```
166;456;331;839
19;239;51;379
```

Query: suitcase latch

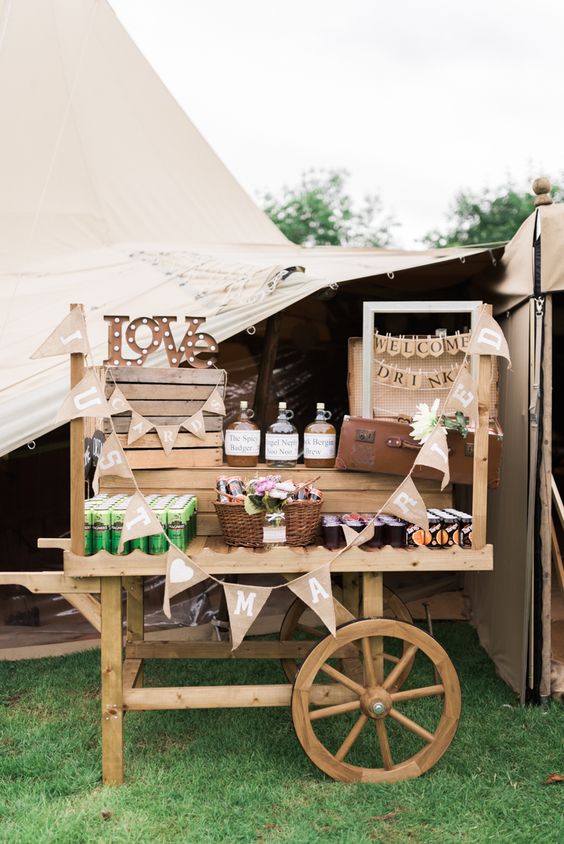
356;428;375;443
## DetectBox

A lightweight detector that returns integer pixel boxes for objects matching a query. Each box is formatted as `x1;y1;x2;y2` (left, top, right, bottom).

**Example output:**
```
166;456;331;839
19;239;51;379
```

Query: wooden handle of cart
70;303;85;556
471;305;493;549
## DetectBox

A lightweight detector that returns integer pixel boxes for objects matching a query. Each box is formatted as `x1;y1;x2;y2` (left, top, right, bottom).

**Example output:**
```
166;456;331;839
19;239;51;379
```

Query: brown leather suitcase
335;416;503;488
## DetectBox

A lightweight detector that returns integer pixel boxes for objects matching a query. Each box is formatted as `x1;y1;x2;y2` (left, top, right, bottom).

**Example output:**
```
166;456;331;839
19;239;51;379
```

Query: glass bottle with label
224;401;261;467
265;402;298;468
304;403;336;468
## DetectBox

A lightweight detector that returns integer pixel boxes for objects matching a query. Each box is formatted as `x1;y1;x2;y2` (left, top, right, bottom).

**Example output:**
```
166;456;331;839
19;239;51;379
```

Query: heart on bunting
163;546;209;618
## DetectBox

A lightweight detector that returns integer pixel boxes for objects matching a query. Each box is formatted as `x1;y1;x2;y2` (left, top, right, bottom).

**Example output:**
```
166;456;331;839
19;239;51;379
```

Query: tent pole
69;304;85;556
254;311;282;433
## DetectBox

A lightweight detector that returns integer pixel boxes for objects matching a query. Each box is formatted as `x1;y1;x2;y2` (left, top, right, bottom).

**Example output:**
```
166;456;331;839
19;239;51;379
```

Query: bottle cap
316;402;325;410
240;400;248;409
279;401;287;409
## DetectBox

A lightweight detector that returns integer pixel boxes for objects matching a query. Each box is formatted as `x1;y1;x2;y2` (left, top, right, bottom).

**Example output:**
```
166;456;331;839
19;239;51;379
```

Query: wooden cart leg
101;577;124;785
363;572;384;683
342;573;360;619
125;576;144;687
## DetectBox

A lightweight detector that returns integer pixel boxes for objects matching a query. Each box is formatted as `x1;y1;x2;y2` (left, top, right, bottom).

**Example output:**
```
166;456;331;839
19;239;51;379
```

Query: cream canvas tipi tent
0;0;497;456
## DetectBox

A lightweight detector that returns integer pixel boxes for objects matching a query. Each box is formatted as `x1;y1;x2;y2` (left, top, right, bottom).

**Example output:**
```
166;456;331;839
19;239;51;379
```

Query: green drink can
149;497;169;555
91;501;111;552
84;502;93;556
110;498;130;555
166;497;187;551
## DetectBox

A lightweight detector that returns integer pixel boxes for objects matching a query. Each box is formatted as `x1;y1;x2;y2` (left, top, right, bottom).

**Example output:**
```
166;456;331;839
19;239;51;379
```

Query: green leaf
244;496;264;516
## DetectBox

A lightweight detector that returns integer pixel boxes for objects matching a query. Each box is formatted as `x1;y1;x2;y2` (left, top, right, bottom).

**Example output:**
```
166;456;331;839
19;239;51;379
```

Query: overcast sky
110;0;563;247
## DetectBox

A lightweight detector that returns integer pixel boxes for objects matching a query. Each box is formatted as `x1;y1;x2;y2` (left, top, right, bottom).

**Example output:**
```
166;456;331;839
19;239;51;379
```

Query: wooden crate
103;367;225;468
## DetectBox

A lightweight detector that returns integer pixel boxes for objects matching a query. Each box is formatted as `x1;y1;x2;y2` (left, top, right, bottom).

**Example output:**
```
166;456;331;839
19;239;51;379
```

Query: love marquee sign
104;315;219;368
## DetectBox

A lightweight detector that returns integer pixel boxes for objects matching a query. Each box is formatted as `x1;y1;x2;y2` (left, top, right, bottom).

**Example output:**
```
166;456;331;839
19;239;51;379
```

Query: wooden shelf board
63;539;494;577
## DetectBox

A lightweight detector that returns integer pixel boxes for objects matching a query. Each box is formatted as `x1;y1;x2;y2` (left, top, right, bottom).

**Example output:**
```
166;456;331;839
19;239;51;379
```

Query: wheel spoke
309;700;361;721
319;662;365;696
296;622;325;638
388;707;435;743
391;684;444;703
383;652;400;664
375;718;393;769
383;644;418;690
335;714;368;761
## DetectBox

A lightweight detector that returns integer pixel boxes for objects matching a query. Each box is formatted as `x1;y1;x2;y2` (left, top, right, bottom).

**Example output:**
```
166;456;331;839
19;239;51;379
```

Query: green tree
423;181;563;248
260;168;398;247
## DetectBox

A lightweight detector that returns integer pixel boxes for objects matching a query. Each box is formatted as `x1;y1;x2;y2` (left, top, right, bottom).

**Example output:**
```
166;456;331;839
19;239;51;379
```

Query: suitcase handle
386;436;454;456
386;437;421;451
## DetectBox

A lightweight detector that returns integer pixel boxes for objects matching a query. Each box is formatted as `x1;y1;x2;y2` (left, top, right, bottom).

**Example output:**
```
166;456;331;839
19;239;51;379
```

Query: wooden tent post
471;305;493;549
253;311;282;431
69;304;85;556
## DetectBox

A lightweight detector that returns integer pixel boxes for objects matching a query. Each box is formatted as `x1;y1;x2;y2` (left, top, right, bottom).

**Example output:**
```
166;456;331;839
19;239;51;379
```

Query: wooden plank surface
113;400;223;416
62;593;102;631
118;432;222;449
123;683;356;711
102;465;453;494
113;383;225;401
110;416;222;433
110;367;226;385
0;572;100;593
101;577;124;785
64;542;494;577
69;325;85;558
38;537;71;550
125;449;222;469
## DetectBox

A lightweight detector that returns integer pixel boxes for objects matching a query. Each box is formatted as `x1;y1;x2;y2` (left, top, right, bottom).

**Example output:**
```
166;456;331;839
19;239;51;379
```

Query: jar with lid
303;403;336;468
265;402;298;468
224;401;260;467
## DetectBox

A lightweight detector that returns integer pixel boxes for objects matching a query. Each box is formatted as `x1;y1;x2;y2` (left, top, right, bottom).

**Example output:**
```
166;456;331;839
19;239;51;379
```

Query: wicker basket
214;498;323;548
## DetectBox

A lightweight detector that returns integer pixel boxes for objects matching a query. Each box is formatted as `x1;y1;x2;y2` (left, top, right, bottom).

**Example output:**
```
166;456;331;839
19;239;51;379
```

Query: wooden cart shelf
56;537;494;576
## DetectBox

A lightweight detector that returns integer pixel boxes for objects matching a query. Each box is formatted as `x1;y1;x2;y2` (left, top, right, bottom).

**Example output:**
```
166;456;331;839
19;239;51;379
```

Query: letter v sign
154;316;217;368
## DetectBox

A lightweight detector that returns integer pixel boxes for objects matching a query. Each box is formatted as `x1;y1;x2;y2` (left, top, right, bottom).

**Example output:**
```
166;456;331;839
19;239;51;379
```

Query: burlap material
468;310;511;367
382;475;429;530
31;306;88;358
92;432;133;494
181;409;206;440
155;425;180;454
127;411;154;444
443;366;478;424
287;563;336;635
414;425;450;490
203;387;225;416
224;583;272;650
118;492;164;552
163;546;210;618
55;369;110;423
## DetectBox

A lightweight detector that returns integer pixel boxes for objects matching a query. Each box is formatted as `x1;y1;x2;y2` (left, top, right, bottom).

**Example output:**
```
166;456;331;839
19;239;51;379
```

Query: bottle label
304;433;336;459
225;430;261;456
265;433;299;460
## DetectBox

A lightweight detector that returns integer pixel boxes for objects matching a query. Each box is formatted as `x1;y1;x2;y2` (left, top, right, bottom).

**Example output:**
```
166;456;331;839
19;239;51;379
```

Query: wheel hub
360;686;392;720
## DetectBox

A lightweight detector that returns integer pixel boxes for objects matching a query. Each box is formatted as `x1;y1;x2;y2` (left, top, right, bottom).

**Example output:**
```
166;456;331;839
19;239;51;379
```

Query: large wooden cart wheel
292;619;461;783
280;587;414;685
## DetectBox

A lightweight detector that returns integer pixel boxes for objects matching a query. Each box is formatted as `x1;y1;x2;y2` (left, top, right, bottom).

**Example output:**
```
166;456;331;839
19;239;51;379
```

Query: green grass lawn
0;623;562;844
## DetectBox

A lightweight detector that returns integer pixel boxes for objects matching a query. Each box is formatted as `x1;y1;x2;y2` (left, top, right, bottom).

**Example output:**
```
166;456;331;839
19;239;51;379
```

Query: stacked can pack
91;495;127;553
83;493;198;556
166;495;197;551
444;508;473;547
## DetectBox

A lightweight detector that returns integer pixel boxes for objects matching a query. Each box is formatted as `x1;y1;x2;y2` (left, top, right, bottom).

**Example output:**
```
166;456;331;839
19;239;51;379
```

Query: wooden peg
532;177;553;207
